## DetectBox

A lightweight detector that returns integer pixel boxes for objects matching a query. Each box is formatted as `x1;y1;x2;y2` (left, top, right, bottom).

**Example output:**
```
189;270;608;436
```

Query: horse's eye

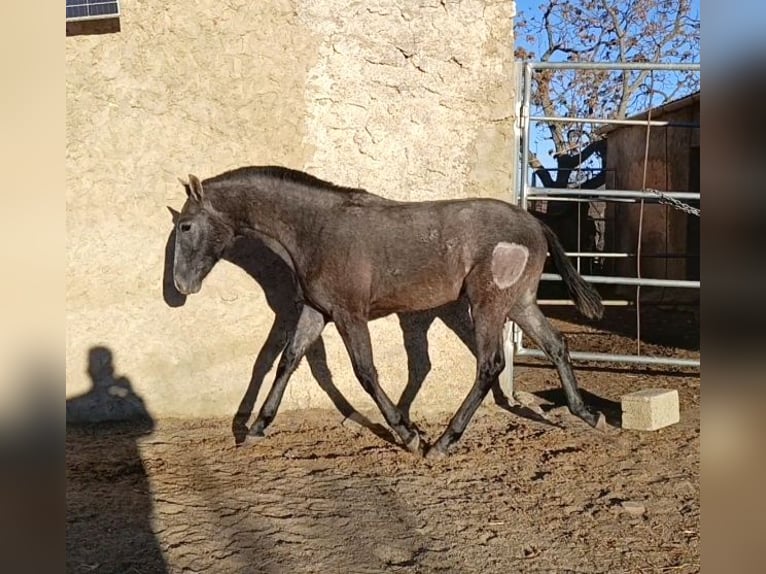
179;222;192;232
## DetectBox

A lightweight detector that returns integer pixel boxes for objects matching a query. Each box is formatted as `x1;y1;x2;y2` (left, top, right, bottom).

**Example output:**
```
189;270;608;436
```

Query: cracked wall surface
66;0;517;420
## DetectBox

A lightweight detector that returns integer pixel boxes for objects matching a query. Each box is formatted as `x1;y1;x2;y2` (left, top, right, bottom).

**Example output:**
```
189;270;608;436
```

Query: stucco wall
66;0;517;421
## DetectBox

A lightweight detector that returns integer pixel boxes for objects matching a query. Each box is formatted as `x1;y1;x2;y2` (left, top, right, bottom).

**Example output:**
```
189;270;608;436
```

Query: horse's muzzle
174;277;201;295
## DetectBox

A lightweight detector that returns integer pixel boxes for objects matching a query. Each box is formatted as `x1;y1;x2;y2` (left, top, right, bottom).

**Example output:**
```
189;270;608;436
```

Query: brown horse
172;166;605;457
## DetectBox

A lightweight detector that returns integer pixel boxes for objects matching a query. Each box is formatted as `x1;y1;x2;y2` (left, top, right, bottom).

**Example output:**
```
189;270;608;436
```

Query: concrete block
621;389;680;431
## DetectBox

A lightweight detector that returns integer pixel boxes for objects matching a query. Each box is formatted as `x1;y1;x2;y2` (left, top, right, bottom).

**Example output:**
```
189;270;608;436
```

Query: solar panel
66;0;120;21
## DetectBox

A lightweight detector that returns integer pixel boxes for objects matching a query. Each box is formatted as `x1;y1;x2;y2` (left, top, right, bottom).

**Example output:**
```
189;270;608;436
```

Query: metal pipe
560;252;699;259
536;299;699;307
528;62;700;71
562;251;630;258
529;187;699;200
526;195;637;204
541;272;699;288
520;62;533;212
537;299;633;306
530;115;699;128
541;167;614;172
515;347;700;368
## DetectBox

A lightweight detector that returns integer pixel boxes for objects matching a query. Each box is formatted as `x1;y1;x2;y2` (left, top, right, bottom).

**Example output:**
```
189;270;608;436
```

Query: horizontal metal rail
541;273;699;288
556;251;698;259
538;299;633;307
515;347;700;368
527;187;699;200
537;167;614;173
527;62;700;71
563;252;631;258
537;299;699;307
530;115;699;128
526;195;638;204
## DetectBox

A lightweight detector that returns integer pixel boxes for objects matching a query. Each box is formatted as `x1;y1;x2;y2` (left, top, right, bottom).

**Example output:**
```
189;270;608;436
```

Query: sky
513;0;701;61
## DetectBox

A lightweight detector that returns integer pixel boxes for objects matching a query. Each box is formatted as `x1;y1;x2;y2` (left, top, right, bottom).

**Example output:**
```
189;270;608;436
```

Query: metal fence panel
508;61;701;376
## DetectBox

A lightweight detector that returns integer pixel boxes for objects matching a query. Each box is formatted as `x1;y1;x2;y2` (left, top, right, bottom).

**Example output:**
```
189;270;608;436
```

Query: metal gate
505;61;700;386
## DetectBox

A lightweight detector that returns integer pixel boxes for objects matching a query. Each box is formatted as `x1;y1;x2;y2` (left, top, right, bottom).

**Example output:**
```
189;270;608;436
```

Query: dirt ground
66;311;700;574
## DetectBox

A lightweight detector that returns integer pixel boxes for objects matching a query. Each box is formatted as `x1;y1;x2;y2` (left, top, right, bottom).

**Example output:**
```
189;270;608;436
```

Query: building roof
597;90;700;135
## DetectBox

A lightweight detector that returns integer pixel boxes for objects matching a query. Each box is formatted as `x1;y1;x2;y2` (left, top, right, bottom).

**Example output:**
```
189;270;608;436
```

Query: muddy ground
67;310;700;573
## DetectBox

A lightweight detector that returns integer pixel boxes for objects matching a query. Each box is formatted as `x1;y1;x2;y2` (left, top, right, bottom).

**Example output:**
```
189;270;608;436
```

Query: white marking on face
491;242;529;289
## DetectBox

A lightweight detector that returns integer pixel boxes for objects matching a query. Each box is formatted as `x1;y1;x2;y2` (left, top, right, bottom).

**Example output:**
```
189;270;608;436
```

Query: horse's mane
203;165;369;196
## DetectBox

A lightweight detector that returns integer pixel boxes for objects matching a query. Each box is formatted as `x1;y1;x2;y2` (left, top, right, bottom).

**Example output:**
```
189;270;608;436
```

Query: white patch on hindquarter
491;242;529;289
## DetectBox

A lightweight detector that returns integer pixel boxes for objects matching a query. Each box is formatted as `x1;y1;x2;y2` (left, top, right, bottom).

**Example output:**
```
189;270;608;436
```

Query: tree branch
579;171;606;190
528;153;556;188
601;0;631;117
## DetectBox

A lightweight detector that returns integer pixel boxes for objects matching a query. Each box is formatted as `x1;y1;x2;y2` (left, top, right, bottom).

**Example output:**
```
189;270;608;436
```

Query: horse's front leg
335;312;424;455
232;313;294;444
243;305;326;443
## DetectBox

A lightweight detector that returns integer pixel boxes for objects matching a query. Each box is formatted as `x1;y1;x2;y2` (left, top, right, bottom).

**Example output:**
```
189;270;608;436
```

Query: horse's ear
187;173;204;203
177;176;193;203
167;206;181;224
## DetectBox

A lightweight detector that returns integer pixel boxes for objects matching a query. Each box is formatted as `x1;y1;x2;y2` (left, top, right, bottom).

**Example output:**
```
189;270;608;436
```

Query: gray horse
172;166;605;457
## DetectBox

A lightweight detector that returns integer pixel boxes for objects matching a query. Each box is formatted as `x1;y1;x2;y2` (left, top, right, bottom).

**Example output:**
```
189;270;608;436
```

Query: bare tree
516;0;700;190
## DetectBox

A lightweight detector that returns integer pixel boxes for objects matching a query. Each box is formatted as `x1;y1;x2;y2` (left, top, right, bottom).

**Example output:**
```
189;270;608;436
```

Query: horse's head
173;174;235;295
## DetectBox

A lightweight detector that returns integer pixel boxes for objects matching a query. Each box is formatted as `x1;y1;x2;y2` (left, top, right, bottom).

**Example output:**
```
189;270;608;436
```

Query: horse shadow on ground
532;388;623;428
66;346;168;574
163;224;561;447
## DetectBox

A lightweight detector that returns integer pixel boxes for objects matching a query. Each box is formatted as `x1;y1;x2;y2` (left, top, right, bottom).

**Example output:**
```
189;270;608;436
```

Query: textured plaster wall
66;0;517;421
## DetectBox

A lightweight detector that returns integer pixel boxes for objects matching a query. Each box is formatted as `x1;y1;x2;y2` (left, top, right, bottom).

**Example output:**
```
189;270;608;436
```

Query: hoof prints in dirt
67;398;699;574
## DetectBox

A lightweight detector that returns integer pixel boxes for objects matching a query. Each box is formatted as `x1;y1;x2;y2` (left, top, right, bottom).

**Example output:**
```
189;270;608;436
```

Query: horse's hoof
581;409;607;431
237;427;266;448
404;432;424;456
424;445;448;460
577;408;602;429
232;420;250;443
233;431;248;444
593;412;608;432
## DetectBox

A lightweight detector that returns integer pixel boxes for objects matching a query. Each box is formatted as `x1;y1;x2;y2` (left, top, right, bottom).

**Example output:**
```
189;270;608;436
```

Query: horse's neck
217;181;336;263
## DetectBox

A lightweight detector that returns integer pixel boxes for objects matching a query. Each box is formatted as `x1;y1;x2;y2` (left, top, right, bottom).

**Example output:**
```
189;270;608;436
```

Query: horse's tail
540;222;604;320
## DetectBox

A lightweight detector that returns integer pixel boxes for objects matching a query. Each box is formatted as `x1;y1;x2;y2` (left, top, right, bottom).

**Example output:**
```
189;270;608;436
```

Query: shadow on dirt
66;346;168;574
532;387;623;428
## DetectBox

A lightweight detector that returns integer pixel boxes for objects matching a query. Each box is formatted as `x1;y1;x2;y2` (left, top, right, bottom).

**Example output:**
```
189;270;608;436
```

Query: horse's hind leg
335;313;423;455
245;305;326;441
397;312;436;425
427;304;506;458
510;302;604;429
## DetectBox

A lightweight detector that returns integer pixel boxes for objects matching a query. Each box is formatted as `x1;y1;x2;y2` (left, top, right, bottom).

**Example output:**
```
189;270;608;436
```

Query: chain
645;188;700;217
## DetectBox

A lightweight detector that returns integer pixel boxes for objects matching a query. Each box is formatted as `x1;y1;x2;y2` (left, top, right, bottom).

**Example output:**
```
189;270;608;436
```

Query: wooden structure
600;92;700;303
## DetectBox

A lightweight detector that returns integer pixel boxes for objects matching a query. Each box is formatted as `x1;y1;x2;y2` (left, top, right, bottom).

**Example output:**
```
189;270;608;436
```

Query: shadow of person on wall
66;346;168;574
